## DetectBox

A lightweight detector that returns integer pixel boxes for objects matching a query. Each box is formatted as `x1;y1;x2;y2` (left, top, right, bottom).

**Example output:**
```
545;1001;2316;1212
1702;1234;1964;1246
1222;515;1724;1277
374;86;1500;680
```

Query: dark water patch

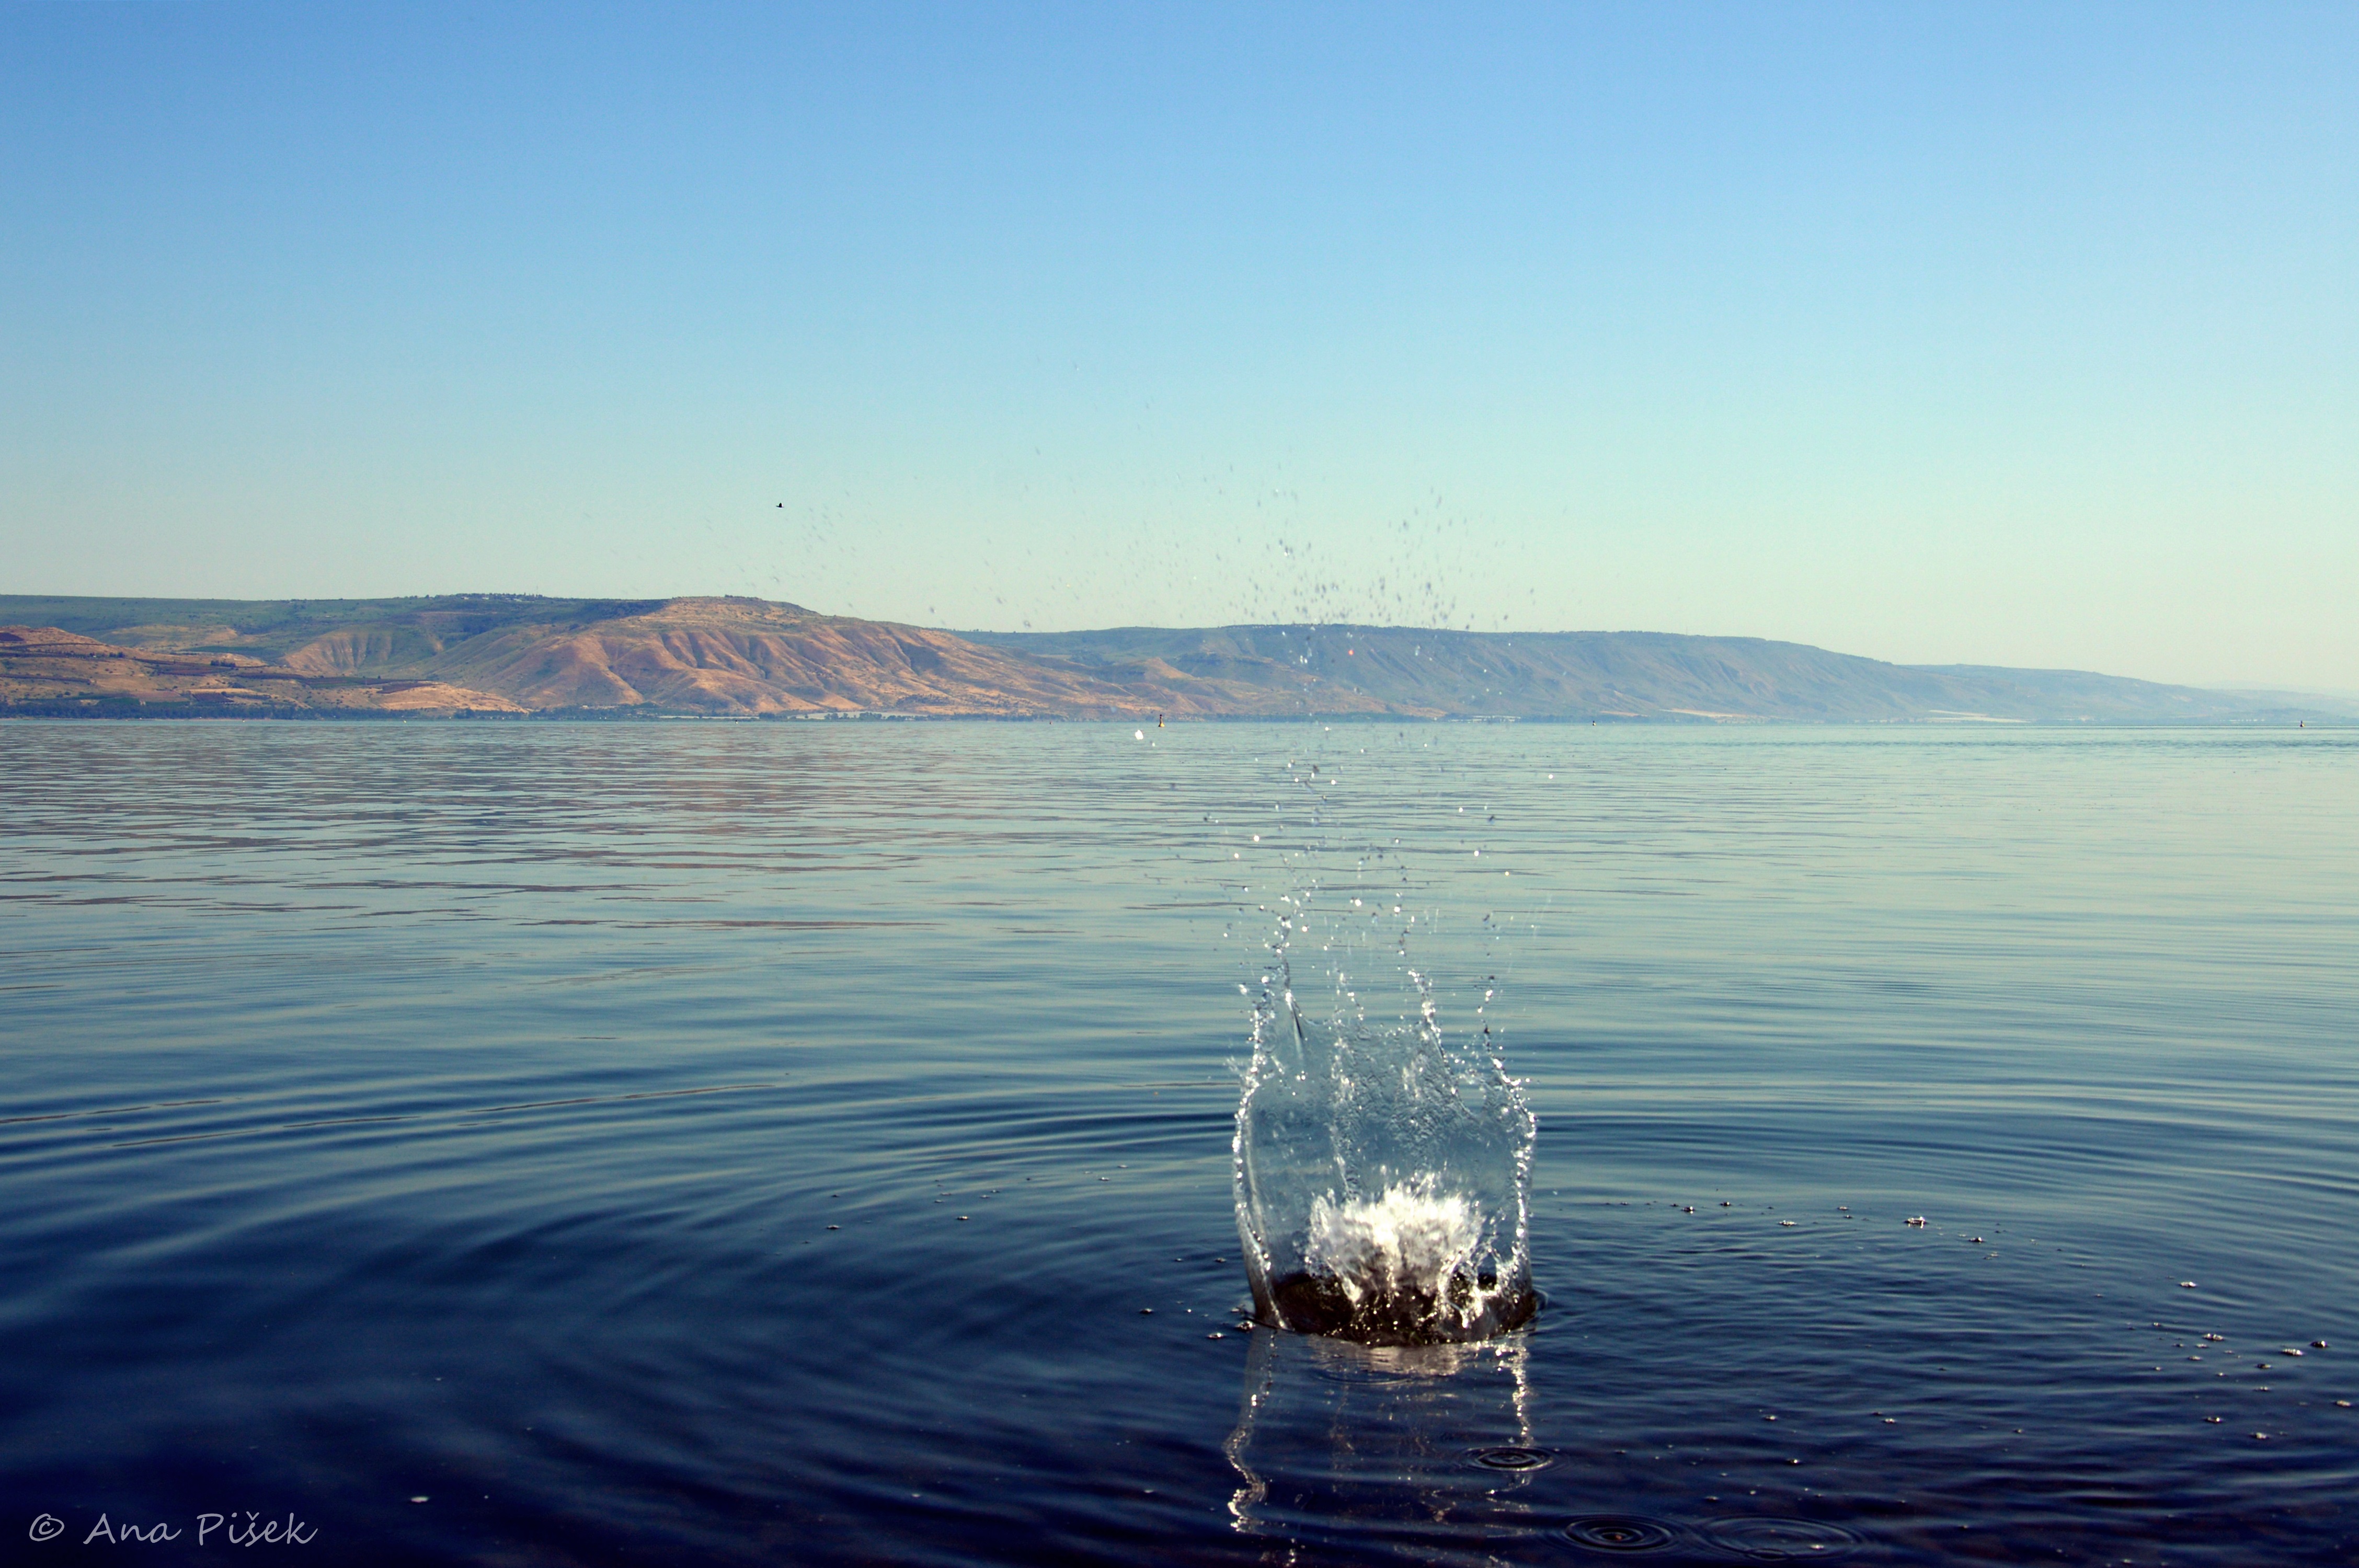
1269;1266;1539;1345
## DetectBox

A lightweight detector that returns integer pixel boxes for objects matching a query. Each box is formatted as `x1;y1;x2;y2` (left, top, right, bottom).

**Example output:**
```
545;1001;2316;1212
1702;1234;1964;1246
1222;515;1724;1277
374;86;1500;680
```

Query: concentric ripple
1468;1444;1555;1471
1560;1515;1681;1552
1701;1516;1864;1561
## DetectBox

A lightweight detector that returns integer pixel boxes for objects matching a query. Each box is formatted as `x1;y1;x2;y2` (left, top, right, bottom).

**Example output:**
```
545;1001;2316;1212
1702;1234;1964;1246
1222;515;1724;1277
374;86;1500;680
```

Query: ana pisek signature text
27;1512;317;1546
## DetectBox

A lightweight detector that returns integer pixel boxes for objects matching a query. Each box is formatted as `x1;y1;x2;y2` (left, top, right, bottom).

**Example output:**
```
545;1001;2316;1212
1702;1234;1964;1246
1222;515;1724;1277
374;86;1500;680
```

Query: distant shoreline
5;707;2346;729
5;594;2353;725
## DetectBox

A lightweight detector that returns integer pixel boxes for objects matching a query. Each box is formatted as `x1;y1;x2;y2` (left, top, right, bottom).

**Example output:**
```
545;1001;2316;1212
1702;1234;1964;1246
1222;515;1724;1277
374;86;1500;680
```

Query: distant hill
0;596;1184;719
1;594;2346;722
0;622;528;716
964;624;2354;724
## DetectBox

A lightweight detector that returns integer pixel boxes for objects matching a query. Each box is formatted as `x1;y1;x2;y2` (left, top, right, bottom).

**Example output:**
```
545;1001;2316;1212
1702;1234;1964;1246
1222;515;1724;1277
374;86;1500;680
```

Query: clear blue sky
5;2;2353;688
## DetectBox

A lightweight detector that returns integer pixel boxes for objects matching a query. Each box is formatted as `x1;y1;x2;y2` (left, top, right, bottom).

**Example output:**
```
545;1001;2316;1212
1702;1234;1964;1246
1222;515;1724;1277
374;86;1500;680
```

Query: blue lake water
3;720;2355;1564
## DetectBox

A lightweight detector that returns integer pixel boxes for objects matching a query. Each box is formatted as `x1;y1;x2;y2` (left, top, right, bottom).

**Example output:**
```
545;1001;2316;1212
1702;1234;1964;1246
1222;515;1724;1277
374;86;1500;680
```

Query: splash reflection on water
1227;1328;1539;1545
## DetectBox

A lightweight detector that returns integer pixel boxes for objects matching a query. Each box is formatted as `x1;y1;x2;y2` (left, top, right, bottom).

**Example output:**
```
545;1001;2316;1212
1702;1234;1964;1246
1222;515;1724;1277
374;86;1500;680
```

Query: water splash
1230;750;1536;1344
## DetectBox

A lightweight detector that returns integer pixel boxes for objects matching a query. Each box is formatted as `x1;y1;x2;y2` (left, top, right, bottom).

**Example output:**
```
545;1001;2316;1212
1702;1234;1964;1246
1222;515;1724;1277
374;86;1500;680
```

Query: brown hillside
386;597;1276;716
15;595;2324;722
0;626;523;714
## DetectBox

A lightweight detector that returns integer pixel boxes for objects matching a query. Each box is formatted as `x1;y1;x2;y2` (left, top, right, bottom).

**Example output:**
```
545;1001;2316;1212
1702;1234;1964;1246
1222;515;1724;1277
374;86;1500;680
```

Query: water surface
3;721;2354;1563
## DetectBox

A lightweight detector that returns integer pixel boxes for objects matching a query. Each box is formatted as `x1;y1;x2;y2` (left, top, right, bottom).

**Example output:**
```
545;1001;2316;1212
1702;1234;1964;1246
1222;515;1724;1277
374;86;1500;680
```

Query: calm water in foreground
3;721;2355;1565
